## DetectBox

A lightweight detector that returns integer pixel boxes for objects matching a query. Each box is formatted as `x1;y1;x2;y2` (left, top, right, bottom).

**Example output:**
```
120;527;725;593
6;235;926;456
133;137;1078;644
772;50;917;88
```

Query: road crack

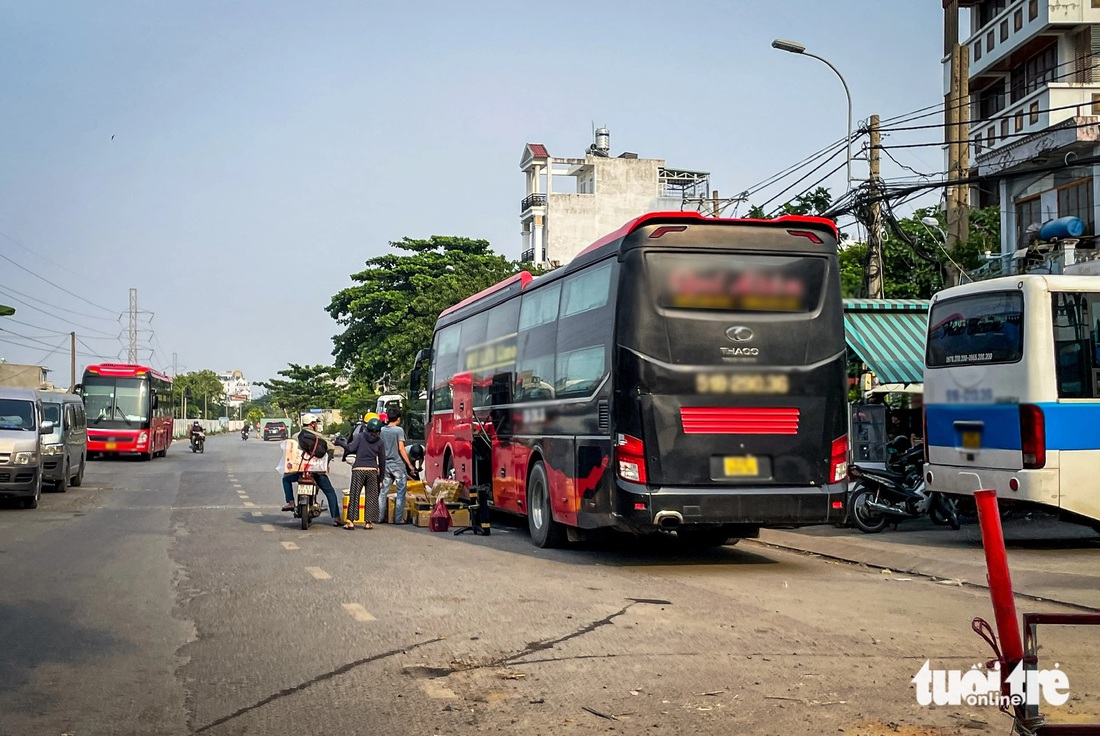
190;636;443;734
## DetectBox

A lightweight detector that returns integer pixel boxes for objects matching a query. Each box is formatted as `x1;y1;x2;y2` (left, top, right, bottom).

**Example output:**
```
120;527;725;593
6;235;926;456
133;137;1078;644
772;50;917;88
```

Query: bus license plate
961;431;981;450
723;456;759;477
105;442;117;450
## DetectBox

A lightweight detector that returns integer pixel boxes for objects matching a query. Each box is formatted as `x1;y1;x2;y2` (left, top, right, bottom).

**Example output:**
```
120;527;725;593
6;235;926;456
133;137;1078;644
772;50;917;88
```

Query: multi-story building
218;370;251;408
519;130;710;267
956;0;1100;263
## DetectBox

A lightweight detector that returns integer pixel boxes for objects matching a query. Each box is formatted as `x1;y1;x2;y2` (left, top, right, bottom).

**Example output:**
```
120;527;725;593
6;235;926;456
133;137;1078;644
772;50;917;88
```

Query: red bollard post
974;489;1025;670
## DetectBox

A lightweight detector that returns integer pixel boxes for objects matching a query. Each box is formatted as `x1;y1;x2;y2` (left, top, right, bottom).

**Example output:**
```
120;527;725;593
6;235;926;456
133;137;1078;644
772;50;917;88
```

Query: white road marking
243;501;256;507
342;603;376;621
261;524;276;532
281;541;299;551
251;511;263;517
418;680;459;699
305;566;331;580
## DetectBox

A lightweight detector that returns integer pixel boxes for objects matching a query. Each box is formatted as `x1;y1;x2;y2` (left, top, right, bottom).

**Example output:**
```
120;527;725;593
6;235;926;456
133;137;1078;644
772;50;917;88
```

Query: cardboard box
341;490;366;523
412;509;432;528
449;507;470;528
430;480;464;503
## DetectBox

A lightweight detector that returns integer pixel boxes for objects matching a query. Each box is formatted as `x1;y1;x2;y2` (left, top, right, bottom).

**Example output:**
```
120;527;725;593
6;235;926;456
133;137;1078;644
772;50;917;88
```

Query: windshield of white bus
927;292;1024;367
83;377;150;427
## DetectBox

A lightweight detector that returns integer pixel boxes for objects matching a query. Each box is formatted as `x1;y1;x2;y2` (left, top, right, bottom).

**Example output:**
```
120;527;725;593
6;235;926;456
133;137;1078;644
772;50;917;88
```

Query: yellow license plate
724;456;759;476
961;431;981;450
105;442;117;450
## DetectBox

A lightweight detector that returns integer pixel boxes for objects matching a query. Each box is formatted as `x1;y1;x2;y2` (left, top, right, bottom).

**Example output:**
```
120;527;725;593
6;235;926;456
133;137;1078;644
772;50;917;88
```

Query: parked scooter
848;438;960;533
291;473;324;530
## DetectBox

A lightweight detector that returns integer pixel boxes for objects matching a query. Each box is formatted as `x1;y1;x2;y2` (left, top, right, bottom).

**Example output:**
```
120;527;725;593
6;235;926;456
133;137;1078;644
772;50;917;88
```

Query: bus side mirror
410;347;432;396
152;395;160;409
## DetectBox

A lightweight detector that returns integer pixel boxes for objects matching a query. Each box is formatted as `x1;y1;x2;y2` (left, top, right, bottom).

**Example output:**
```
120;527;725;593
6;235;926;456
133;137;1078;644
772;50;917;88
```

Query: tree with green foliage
254;364;342;418
245;407;264;427
173;370;228;419
327;235;523;388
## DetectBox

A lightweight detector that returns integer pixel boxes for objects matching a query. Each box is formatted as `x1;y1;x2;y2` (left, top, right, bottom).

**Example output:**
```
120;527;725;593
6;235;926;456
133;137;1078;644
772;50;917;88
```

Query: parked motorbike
190;432;205;454
292;474;324;530
848;440;960;533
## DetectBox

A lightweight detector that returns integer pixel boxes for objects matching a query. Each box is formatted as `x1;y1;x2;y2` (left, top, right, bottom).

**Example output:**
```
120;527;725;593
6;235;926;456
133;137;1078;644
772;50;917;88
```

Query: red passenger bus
80;363;174;460
410;212;849;548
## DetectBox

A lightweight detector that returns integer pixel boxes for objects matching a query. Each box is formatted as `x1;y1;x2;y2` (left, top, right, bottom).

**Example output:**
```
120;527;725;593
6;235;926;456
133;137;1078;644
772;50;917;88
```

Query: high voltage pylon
128;288;138;364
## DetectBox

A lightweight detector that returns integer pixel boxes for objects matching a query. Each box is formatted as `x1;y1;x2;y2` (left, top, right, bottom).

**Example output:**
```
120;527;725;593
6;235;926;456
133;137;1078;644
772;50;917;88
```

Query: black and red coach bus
80;363;174;460
410;212;849;547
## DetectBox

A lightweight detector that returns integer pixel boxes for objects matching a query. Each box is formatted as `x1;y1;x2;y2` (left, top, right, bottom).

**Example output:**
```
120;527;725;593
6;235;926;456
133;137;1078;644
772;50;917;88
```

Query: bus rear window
648;252;825;313
927;292;1023;367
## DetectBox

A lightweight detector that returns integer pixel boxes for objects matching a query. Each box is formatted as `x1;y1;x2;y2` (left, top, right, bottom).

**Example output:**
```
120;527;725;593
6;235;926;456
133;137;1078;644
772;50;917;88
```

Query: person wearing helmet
342;417;385;529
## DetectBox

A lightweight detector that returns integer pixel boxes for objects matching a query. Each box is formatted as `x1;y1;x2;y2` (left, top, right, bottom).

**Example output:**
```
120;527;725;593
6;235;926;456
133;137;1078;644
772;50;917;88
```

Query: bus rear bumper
611;480;848;533
925;463;1060;507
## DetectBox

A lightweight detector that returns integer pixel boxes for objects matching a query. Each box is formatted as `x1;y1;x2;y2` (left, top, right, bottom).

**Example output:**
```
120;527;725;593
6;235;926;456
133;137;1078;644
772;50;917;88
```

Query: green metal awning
843;298;929;385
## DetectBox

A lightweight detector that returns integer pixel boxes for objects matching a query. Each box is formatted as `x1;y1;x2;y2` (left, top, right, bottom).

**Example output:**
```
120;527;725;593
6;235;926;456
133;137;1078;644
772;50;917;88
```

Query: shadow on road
0;600;129;714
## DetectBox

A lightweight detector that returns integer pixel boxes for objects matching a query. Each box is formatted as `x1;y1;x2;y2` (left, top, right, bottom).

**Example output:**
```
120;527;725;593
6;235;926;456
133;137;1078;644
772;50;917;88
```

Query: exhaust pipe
654;510;683;529
865;499;910;517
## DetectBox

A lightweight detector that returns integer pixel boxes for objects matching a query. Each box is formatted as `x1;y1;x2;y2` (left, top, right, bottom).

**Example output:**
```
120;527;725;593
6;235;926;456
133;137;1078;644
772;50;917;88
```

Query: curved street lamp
771;39;854;191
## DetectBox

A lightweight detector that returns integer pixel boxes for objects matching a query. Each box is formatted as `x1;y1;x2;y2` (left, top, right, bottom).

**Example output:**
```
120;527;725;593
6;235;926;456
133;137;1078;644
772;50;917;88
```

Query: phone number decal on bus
945;353;994;364
695;373;789;395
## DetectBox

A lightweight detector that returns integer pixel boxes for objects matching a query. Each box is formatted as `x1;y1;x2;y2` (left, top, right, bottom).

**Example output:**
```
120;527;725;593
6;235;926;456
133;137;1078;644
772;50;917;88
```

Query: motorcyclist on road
281;416;341;525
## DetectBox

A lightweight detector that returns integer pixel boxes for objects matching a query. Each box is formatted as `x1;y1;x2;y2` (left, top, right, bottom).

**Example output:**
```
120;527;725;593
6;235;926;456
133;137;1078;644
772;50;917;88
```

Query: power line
0;282;121;322
76;337;114;361
7;317;119;341
767;159;850;218
880;118;1100;150
0;251;119;315
757;147;848;214
0;228;85;279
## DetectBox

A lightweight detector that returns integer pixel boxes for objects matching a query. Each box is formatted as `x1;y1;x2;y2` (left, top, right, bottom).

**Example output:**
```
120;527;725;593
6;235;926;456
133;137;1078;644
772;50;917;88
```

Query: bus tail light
1020;404;1046;469
616;433;648;484
829;435;848;483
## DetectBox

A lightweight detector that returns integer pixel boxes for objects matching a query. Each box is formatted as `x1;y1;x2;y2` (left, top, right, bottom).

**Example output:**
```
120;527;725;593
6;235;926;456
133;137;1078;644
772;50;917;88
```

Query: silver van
0;387;54;508
38;391;87;492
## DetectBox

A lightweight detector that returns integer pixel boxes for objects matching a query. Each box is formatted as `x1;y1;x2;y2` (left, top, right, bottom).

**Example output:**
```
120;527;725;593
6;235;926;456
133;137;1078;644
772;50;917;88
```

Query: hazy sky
0;1;949;387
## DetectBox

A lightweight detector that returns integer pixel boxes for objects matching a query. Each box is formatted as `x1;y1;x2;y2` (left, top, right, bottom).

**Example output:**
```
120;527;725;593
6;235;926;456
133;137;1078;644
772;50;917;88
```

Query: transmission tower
128;288;138;364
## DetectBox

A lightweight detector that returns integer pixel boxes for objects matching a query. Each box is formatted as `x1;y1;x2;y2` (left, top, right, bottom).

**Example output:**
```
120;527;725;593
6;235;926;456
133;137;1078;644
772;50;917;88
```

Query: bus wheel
527;461;564;548
443;452;455;480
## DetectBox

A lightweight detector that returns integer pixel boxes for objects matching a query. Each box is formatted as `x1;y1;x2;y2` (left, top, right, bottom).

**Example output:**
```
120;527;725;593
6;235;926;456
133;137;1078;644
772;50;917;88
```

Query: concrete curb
753;528;1100;611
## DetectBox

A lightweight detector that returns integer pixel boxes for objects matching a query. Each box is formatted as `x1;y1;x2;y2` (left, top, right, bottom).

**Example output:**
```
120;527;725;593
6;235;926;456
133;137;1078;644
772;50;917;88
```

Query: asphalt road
1;436;1098;736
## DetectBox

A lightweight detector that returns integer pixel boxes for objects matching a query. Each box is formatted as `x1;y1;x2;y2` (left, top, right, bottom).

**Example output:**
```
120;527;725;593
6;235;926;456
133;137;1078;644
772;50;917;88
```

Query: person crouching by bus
343;418;384;529
378;409;414;524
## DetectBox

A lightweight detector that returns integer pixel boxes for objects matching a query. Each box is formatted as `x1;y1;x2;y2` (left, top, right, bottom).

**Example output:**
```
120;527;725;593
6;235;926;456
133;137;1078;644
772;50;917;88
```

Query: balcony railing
973;85;1100;158
520;248;536;263
520;193;547;213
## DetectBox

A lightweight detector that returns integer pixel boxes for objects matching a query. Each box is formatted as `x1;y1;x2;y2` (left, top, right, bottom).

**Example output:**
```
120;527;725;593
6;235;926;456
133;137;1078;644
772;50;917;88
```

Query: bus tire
850;488;890;534
527;461;564;548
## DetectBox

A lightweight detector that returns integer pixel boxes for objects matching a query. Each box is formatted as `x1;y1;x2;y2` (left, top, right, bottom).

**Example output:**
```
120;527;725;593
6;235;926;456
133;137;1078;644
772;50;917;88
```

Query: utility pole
866;115;885;298
69;332;76;392
172;352;178;418
127;288;138;364
944;1;970;286
712;189;721;217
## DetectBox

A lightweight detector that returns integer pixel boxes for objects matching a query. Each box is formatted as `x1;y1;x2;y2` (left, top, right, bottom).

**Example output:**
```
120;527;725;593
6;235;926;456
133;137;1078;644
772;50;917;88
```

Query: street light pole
771;39;854;191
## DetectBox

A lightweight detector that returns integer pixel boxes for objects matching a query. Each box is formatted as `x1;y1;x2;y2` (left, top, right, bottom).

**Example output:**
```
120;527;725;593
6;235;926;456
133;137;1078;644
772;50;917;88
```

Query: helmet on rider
365;418;383;433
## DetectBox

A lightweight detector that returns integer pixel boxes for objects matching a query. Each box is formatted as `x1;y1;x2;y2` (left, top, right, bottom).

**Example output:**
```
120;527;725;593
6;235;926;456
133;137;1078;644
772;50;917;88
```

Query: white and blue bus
923;274;1100;529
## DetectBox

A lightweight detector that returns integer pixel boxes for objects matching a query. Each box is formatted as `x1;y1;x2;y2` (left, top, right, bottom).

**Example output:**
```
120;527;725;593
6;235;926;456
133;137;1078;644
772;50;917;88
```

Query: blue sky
0;0;948;386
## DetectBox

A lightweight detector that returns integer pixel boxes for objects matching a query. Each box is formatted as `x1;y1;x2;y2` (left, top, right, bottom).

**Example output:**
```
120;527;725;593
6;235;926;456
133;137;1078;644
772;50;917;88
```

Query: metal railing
520;248;535;263
520;193;546;212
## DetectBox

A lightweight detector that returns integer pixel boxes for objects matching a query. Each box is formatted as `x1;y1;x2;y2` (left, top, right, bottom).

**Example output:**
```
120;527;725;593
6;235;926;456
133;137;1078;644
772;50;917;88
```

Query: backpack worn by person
298;428;330;458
